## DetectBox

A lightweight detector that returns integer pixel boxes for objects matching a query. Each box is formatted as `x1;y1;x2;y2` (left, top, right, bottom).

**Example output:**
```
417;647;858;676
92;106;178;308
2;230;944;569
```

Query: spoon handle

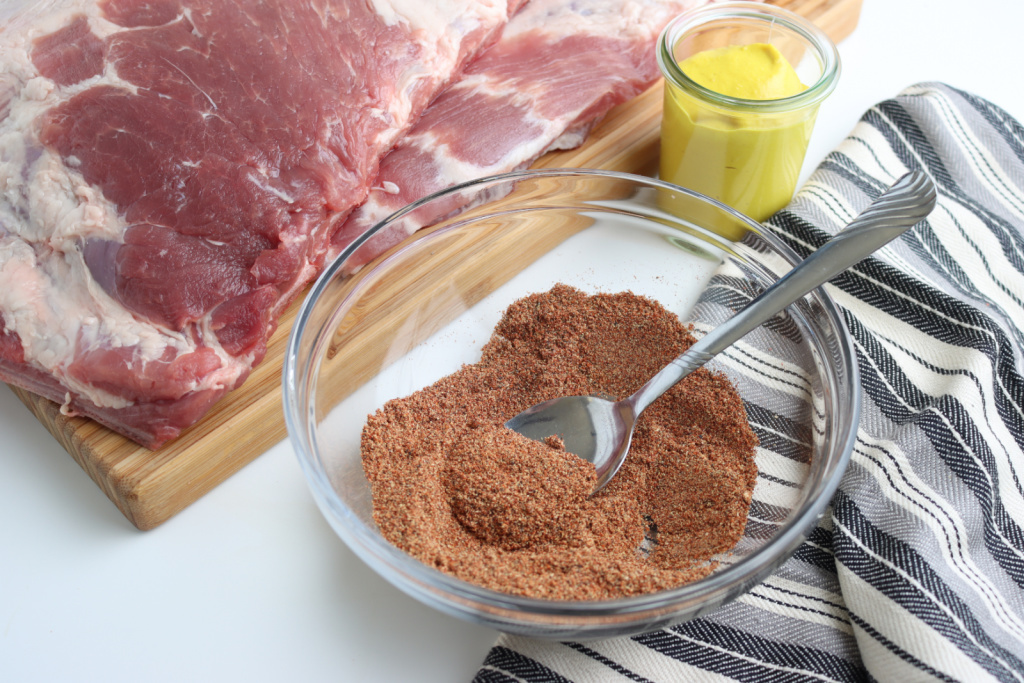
629;169;937;415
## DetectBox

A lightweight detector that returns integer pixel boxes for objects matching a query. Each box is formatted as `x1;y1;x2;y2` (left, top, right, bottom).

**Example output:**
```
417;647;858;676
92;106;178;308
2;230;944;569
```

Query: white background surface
3;1;1023;681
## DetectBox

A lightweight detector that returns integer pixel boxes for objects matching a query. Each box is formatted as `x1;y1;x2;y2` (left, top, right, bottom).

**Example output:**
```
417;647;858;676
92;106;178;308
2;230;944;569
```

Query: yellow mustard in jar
679;43;806;100
660;43;817;227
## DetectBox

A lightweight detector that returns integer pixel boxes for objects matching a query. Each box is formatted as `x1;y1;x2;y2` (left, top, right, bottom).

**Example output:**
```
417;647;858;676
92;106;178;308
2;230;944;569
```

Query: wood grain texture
7;0;863;530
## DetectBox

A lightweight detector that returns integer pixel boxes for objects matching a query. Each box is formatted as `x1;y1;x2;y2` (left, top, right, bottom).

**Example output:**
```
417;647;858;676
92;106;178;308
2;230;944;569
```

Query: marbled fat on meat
331;0;709;271
0;0;517;447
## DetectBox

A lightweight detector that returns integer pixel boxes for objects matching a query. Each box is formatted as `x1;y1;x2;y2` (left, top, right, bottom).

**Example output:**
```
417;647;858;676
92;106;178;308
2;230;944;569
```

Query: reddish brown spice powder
360;284;758;601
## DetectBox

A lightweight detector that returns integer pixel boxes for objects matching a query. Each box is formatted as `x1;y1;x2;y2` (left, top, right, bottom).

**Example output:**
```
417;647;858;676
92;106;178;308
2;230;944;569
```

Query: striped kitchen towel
473;82;1024;682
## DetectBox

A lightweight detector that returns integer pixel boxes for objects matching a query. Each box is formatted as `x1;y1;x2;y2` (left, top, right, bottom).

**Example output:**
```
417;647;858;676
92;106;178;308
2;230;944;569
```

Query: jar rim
657;1;841;112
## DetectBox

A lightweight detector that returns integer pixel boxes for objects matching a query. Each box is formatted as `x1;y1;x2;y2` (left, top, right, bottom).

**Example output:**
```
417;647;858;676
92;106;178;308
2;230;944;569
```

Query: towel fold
473;82;1024;683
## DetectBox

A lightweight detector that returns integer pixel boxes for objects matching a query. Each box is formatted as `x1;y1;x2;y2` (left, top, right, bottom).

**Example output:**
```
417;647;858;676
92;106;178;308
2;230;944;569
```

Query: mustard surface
660;43;817;229
681;43;807;100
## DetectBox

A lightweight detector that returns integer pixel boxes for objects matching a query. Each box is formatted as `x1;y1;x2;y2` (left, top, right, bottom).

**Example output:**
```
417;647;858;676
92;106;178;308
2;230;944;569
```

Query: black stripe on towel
635;620;865;682
475;647;574;683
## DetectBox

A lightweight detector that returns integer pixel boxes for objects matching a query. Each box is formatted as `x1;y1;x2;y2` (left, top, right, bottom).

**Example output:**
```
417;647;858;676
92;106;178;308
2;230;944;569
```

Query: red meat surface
330;0;707;272
0;0;518;447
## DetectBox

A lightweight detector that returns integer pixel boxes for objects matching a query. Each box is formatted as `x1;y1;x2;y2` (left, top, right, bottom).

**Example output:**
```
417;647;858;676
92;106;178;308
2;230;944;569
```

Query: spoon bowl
506;170;937;492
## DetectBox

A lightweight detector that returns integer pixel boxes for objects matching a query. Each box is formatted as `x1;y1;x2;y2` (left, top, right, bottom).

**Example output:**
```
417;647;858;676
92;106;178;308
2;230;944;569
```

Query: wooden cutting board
9;0;863;530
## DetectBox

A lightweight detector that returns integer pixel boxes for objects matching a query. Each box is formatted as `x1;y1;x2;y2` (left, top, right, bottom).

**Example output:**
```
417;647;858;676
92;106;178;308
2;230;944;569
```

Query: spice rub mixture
361;284;758;600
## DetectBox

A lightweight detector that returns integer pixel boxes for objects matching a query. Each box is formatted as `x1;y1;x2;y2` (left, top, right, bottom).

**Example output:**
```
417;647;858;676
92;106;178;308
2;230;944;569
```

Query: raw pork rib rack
0;0;707;452
0;0;521;448
332;0;702;272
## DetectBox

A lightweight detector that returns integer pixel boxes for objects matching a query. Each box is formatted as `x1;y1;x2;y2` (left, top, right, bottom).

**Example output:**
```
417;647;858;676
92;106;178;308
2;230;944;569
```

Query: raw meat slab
0;0;521;449
8;0;863;529
331;0;705;272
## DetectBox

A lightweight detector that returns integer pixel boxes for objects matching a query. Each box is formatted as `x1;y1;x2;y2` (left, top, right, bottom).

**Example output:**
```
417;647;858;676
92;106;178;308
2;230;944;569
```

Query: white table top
4;1;1023;681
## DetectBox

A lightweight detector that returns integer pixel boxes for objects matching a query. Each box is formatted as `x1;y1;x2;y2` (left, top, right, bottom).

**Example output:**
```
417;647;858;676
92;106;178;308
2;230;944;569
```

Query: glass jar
658;1;840;227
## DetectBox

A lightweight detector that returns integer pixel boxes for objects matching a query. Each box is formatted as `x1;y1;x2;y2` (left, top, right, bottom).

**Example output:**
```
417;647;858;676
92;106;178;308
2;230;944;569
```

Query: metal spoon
505;170;937;493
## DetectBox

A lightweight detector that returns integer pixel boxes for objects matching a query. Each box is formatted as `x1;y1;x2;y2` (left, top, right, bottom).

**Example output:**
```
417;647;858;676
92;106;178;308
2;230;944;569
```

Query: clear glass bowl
284;168;859;640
